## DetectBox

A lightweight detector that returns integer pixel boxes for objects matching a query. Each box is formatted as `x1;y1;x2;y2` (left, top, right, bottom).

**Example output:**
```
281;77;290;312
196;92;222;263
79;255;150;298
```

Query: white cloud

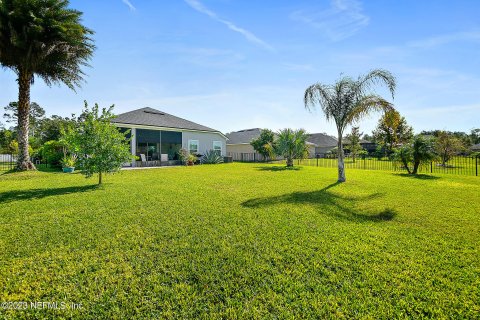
407;31;480;49
122;0;136;11
291;0;369;41
184;0;275;52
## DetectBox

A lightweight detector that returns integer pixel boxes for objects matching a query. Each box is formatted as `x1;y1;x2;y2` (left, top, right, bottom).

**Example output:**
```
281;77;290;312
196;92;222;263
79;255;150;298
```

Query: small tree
345;127;363;163
250;129;276;160
394;135;436;174
65;102;132;184
276;128;309;167
435;131;464;166
372;109;413;156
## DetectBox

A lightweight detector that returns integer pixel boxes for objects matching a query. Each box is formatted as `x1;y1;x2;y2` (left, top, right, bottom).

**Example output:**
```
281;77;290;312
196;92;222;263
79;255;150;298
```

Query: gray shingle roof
307;133;338;147
471;143;480;150
225;128;262;144
112;107;219;133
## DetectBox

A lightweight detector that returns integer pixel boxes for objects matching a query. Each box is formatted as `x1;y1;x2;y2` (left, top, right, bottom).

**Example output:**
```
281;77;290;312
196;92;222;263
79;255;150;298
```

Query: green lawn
294;156;479;176
0;164;479;319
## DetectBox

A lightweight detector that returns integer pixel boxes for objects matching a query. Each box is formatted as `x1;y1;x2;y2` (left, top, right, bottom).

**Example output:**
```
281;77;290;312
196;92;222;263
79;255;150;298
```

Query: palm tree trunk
286;157;293;167
16;70;36;171
337;133;346;182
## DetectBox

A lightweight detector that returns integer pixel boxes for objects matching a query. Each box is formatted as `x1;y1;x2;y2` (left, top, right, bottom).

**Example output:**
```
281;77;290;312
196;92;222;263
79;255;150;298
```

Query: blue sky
1;0;479;136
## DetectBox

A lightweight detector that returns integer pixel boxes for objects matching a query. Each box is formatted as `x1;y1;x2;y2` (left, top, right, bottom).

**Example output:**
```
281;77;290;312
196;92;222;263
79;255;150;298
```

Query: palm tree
304;69;396;182
276;128;309;167
0;0;95;170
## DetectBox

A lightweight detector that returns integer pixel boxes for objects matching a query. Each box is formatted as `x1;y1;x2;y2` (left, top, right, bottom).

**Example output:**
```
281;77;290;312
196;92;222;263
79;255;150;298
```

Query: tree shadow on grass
242;182;396;223
0;185;99;204
255;166;302;172
395;173;440;180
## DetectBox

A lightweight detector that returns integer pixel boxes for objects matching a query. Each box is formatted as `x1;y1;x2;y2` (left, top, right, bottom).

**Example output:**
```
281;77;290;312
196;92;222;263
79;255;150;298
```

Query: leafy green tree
250;129;276;160
275;128;309;167
38;115;77;144
0;0;95;170
435;131;464;166
372;109;413;156
394;135;436;174
344;126;363;163
304;69;396;182
469;128;480;145
3;102;45;137
64;102;132;185
0;128;15;153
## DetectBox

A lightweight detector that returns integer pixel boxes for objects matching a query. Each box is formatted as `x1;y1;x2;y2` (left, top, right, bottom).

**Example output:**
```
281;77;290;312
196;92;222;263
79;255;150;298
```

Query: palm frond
357;69;396;99
346;94;394;125
304;83;335;121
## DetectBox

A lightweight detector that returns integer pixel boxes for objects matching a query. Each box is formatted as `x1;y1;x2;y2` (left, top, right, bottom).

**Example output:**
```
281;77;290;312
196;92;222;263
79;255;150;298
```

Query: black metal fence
227;152;283;162
0;154;50;172
237;152;479;177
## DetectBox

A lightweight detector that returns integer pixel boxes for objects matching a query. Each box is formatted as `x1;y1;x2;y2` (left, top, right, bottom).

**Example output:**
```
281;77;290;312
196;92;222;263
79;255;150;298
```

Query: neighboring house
112;107;227;166
343;138;377;154
225;128;272;161
307;133;338;155
471;143;480;152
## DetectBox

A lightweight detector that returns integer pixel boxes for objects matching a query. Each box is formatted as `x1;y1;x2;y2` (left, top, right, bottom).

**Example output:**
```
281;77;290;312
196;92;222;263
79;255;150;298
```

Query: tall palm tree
0;0;95;170
304;69;396;182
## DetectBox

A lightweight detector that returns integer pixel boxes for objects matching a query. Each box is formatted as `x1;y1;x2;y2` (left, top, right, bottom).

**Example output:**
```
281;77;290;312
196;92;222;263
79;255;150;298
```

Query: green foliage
0;0;95;170
0;129;15;153
38;140;64;166
60;154;77;168
201;149;224;164
276;128;309;167
435;131;465;165
469;128;480;145
394;135;437;174
345;126;363;163
304;69;396;182
0;0;95;87
250;129;276;160
65;102;132;184
0;164;479;318
372;109;413;155
177;148;190;165
3;101;45;137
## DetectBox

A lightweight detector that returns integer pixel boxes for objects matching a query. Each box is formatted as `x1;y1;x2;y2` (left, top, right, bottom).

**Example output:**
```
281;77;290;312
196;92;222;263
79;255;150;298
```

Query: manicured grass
0;164;479;319
295;155;479;176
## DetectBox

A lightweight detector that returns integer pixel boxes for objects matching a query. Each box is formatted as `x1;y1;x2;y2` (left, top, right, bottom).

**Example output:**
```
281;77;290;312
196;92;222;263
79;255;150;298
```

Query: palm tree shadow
395;173;440;180
255;166;302;172
0;185;99;204
242;182;396;223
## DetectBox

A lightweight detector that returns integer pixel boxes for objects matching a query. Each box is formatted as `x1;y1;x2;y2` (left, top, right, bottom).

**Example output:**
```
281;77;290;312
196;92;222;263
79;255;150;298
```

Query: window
188;140;199;154
213;141;222;155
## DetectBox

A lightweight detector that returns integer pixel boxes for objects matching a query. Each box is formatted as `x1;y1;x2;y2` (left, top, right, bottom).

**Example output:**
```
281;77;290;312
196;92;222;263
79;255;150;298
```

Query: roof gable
307;133;338;147
225;128;262;144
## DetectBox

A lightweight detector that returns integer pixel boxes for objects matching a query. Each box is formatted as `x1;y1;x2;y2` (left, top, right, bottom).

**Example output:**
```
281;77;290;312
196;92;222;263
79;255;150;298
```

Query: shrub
38;140;64;166
201;149;224;164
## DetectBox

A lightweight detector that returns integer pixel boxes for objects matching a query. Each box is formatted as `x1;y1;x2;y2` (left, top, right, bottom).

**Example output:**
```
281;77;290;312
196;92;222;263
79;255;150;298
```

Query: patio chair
140;154;147;167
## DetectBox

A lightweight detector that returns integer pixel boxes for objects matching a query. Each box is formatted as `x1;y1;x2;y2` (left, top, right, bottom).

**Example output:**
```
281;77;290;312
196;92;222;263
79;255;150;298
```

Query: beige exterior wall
226;144;255;154
182;131;227;156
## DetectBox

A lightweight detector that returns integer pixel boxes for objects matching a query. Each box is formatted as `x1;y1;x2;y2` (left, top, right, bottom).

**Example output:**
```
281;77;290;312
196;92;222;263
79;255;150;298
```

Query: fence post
363;157;366;170
316;157;319;167
474;156;477;176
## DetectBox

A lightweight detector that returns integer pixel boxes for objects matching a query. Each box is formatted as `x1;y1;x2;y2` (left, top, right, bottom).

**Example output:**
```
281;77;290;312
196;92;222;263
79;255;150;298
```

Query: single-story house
112;107;227;167
471;143;480;152
307;133;338;155
225;128;270;161
226;128;317;160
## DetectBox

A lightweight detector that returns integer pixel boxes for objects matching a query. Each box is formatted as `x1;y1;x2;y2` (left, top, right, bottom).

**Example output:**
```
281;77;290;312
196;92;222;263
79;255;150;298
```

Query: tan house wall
226;144;255;154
